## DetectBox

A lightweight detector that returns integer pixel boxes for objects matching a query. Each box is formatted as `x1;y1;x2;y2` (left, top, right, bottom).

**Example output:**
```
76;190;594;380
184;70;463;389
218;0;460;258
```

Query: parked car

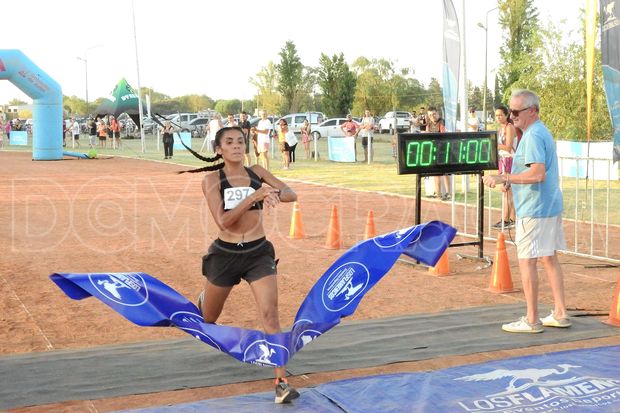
378;111;412;134
276;112;325;136
186;117;210;135
166;112;203;130
310;118;360;140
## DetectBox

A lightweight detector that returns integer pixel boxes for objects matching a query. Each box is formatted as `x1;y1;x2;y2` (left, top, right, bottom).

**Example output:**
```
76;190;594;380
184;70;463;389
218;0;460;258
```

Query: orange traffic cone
289;202;306;239
486;232;517;293
364;210;377;239
603;276;620;327
429;250;450;276
324;205;343;249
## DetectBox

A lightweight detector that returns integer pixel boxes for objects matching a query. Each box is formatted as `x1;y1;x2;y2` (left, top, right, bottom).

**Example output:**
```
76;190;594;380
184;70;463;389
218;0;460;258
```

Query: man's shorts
202;237;277;287
516;215;567;259
362;136;373;147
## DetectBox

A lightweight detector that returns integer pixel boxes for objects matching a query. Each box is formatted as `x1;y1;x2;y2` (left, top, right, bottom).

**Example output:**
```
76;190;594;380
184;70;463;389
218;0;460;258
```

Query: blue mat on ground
0;304;617;410
115;345;620;413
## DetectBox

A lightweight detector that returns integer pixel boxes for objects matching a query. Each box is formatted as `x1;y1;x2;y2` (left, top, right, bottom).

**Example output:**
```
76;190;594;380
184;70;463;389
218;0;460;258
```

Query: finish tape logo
322;262;369;312
89;273;148;306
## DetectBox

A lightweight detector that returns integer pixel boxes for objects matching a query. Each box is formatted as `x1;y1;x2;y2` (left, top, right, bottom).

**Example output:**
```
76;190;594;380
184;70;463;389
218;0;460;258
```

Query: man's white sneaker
540;311;572;328
502;316;544;333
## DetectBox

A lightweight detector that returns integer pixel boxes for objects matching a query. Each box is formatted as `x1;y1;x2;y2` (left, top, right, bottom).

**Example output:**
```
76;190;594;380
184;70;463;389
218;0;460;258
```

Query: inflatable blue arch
0;49;63;160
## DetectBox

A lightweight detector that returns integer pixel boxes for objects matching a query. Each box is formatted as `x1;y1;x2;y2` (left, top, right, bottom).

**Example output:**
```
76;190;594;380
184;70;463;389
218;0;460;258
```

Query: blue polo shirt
511;120;563;218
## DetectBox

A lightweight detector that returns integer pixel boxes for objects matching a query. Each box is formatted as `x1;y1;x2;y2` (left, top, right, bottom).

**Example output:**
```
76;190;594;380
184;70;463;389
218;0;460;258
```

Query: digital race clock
397;131;498;175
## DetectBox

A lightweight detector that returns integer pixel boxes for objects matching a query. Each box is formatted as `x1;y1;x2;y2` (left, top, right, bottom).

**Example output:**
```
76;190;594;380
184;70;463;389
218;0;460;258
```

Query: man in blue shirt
482;89;570;334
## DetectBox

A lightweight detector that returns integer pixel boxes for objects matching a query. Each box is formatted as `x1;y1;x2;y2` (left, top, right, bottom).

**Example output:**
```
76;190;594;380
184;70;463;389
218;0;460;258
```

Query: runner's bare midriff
218;209;265;243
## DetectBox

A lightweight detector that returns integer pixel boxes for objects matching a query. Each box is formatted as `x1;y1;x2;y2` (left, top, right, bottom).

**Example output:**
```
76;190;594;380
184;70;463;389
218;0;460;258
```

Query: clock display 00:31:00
405;137;494;167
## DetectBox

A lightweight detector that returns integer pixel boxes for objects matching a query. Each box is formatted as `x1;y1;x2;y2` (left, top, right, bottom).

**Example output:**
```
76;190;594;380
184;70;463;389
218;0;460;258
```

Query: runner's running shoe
275;378;300;404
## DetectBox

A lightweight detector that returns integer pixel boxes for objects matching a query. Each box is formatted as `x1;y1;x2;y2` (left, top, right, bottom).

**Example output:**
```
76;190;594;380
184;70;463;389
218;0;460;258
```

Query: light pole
477;7;497;129
75;56;89;116
76;44;102;117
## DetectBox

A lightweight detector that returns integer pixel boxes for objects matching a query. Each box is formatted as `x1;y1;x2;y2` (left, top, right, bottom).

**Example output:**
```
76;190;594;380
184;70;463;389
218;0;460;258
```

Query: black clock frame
397;131;498;175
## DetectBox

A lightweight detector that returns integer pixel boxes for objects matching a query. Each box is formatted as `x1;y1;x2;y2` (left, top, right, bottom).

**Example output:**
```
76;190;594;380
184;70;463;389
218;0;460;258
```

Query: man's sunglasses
510;106;531;117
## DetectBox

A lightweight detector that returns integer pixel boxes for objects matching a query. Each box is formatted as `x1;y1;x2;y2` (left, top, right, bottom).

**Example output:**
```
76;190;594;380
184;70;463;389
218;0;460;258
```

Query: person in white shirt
467;108;481;132
69;117;81;148
358;109;375;162
255;110;272;170
225;113;237;127
202;114;223;153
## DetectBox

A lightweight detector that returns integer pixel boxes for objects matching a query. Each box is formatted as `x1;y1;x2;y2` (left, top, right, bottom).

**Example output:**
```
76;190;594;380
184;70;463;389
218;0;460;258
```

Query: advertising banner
9;130;28;146
327;136;356;162
600;0;620;162
442;0;460;132
173;131;191;150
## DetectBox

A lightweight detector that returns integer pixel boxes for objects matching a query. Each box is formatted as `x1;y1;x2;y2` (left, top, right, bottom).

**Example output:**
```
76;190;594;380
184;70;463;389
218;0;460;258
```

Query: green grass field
7;132;620;225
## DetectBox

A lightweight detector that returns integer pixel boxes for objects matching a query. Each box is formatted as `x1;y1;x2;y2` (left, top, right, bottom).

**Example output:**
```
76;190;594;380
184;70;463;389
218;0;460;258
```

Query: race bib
224;187;255;210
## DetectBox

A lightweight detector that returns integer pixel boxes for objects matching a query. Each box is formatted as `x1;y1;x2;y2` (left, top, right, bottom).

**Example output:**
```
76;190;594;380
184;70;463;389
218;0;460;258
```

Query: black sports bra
219;167;263;211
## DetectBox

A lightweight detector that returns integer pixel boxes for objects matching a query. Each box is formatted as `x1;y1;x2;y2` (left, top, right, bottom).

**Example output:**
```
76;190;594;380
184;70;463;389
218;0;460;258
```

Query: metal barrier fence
453;156;619;264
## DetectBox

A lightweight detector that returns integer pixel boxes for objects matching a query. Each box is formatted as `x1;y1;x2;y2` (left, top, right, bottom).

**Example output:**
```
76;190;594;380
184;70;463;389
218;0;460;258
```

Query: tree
214;99;242;116
178;95;215;112
532;20;610;141
276;41;304;113
351;57;423;116
250;62;281;115
351;57;386;115
496;0;541;101
63;95;87;116
425;78;444;110
317;53;356;117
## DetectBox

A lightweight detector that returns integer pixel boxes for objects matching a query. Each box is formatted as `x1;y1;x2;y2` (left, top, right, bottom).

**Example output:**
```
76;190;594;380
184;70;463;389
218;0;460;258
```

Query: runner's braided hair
178;127;246;174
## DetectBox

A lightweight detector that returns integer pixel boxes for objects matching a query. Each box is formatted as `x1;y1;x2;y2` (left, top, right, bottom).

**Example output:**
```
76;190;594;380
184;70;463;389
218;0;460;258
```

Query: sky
0;0;583;107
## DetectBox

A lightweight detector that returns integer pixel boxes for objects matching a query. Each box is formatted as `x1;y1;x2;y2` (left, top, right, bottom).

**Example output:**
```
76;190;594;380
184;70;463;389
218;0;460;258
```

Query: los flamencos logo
455;364;620;412
89;273;148;306
322;262;369;312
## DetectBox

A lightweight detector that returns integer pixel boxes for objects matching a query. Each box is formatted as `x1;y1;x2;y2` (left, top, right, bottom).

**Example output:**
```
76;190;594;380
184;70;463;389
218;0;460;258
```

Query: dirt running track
0;151;618;412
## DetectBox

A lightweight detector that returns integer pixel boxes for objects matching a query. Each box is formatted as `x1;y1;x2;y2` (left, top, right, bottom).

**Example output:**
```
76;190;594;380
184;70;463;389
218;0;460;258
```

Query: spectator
425;107;451;201
494;105;518;229
255;110;272;170
110;116;122;149
277;119;293;169
467;108;481;132
341;114;359;161
97;118;108;148
88;117;97;149
300;119;311;159
238;111;252;165
225;113;237;127
68;117;81;148
417;107;428;132
162;120;176;159
359;109;375;162
409;110;419;133
482;89;569;334
4;118;11;141
202;114;223;153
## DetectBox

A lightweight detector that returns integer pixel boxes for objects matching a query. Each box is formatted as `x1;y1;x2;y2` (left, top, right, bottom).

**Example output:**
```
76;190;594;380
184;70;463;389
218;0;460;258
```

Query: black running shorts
202;237;277;287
